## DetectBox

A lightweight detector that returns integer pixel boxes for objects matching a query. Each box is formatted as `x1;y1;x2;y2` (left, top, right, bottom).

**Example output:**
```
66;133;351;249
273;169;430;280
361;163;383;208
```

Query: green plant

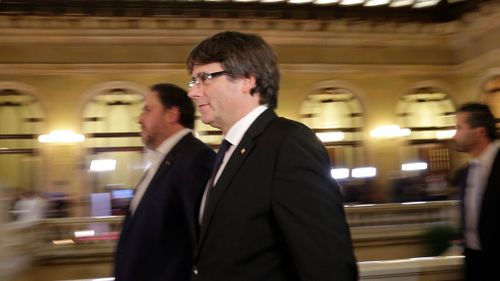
422;224;457;256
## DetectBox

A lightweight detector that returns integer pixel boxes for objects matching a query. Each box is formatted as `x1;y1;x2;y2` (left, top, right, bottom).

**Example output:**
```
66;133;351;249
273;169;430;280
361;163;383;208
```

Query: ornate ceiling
0;0;491;22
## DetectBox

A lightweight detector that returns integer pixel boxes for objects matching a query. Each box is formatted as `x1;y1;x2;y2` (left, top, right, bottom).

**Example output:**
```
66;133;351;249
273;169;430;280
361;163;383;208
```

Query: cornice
0;62;452;76
448;0;500;47
0;16;457;47
0;48;497;76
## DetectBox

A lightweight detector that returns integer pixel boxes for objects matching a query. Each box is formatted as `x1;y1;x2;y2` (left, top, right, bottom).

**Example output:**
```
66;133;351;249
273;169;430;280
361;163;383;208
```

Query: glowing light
314;0;339;4
339;0;363;5
435;129;456;139
352;167;377;178
90;159;117;172
389;0;414;7
74;230;96;238
331;168;350;179
38;130;84;143
401;162;428;171
370;125;411;139
365;0;390;6
413;0;440;8
316;131;345;142
288;0;313;3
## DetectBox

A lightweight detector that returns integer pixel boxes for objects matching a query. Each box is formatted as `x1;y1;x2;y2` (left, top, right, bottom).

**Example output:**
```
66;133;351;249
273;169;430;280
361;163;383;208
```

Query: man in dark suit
186;31;357;281
454;103;499;281
114;83;215;281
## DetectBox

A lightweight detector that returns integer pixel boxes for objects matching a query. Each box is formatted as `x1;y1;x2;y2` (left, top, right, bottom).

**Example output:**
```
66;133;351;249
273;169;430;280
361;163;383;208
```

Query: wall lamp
370;125;411;139
316;131;345;142
38;130;85;144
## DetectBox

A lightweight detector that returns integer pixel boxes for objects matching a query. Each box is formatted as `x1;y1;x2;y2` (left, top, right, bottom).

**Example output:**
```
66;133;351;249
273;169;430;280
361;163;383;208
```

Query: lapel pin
240;148;246;155
164;160;171;166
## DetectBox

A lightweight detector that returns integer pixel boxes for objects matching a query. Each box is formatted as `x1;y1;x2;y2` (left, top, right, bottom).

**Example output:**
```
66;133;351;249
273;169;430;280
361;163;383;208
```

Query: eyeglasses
188;70;228;89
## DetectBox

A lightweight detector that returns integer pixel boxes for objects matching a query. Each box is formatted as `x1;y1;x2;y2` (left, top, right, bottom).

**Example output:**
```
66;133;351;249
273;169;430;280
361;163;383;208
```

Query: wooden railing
2;200;461;265
345;200;460;227
43;256;465;281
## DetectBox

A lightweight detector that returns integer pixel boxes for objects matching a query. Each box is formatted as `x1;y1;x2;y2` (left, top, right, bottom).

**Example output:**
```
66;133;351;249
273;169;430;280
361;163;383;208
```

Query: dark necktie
201;139;231;224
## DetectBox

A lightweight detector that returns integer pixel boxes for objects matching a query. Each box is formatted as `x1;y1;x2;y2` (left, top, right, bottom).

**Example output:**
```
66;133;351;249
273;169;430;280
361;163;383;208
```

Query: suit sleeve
271;126;358;281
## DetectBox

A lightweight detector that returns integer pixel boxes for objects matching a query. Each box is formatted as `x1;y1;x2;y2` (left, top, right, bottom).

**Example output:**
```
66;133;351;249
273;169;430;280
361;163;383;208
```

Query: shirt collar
144;128;192;164
225;105;268;146
472;141;499;168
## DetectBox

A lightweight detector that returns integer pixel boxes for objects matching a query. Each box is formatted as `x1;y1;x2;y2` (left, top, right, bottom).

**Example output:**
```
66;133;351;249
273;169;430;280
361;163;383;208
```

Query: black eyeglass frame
188;70;229;89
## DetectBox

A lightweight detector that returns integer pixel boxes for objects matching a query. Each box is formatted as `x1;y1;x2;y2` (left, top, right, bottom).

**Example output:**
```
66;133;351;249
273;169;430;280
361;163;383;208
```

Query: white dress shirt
198;105;268;223
129;128;192;214
464;142;499;250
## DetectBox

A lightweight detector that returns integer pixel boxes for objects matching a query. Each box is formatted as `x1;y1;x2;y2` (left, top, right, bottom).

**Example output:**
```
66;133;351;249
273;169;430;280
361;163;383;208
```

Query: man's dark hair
458;102;496;141
187;31;280;109
151;83;195;129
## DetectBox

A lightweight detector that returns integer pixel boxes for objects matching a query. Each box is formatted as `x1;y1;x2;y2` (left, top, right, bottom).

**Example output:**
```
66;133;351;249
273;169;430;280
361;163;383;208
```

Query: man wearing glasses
187;31;358;281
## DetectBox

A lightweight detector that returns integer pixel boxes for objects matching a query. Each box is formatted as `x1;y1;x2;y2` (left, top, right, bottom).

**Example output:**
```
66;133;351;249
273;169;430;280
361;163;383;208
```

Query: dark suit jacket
114;133;215;281
192;109;358;281
457;149;500;274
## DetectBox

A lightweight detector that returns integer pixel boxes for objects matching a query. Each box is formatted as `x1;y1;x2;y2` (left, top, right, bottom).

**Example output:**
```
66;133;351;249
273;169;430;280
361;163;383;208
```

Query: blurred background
0;0;499;280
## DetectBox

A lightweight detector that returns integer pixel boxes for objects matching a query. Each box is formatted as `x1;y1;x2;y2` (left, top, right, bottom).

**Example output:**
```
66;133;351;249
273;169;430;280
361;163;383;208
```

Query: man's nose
188;87;201;99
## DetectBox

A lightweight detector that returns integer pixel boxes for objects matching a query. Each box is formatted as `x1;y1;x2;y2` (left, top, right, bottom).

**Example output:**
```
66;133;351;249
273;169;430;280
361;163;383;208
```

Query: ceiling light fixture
339;0;364;6
389;0;414;7
413;0;441;8
288;0;313;4
365;0;390;6
314;0;340;4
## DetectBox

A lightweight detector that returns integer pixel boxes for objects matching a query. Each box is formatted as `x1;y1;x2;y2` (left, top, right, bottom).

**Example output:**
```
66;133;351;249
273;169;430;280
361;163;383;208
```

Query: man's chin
200;117;215;127
141;136;153;148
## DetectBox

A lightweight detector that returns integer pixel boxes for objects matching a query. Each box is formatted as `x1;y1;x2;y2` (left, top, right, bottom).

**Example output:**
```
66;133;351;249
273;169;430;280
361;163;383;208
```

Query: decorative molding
0;62;452;75
0;48;497;76
0;15;462;42
0;63;187;75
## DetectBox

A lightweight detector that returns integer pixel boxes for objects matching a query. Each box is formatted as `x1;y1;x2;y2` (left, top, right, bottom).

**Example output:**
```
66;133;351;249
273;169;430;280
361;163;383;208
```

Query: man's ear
241;75;257;94
165;107;180;124
477;127;487;138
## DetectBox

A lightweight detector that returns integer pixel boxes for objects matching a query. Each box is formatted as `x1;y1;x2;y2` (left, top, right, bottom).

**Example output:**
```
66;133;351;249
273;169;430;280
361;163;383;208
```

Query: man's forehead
191;62;222;74
145;91;160;103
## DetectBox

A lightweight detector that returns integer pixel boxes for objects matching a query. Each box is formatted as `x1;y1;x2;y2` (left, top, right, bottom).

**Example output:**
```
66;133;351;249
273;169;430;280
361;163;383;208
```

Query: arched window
397;87;456;141
0;85;44;191
300;87;364;168
397;86;456;179
82;85;145;195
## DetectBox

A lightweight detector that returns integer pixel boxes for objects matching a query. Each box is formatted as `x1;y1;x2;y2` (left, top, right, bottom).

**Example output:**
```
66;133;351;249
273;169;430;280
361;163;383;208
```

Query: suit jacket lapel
198;109;277;248
130;135;192;221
